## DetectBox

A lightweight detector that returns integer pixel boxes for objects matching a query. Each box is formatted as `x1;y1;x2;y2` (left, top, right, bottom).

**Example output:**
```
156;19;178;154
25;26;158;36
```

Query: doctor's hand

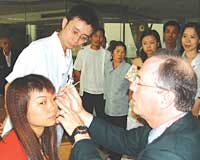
56;85;92;124
56;100;84;136
56;85;83;113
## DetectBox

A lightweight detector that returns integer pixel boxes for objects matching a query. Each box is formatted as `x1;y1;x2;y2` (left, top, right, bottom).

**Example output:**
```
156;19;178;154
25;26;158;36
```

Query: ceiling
0;0;200;24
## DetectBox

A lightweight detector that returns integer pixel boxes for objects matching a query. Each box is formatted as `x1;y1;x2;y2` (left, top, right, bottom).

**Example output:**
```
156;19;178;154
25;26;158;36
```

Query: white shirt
74;45;109;96
148;112;187;144
182;52;200;99
3;50;11;67
3;32;73;137
6;32;73;92
162;42;179;51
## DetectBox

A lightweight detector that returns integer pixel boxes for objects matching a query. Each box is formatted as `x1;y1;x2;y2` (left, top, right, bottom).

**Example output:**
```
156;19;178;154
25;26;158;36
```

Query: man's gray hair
153;50;197;112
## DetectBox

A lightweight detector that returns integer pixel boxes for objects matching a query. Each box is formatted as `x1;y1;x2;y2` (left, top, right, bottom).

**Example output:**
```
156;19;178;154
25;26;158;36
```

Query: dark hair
154;48;181;57
180;22;200;53
163;21;181;33
154;53;197;112
139;30;162;62
107;40;117;52
6;74;58;160
67;5;99;31
91;27;105;37
108;41;127;55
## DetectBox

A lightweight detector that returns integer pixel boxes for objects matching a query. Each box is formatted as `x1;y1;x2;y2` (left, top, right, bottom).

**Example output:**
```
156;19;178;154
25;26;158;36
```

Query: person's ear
62;17;68;29
160;91;175;109
157;42;160;48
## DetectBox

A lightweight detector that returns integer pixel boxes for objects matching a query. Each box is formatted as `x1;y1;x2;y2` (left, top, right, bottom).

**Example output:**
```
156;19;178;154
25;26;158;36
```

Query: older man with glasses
56;48;200;160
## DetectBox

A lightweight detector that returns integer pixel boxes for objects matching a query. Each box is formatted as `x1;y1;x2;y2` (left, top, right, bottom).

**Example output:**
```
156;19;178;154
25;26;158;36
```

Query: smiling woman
0;74;59;160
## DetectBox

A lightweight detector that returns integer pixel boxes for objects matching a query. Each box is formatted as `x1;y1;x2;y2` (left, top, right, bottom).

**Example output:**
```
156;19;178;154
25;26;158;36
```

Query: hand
56;85;83;113
125;64;138;82
192;98;200;118
56;85;92;125
56;100;84;136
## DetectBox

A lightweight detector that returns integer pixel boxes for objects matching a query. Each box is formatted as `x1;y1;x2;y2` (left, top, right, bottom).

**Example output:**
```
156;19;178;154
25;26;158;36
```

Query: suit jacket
70;112;200;160
0;48;19;95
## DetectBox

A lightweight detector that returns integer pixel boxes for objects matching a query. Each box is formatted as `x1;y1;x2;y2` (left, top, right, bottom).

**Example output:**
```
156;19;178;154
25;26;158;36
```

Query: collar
52;32;71;57
163;42;178;50
182;52;200;68
148;112;187;144
3;50;11;57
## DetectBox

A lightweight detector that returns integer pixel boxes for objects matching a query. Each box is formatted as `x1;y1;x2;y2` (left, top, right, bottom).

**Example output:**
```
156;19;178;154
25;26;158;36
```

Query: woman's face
181;27;200;53
27;89;58;135
112;45;126;64
142;35;159;57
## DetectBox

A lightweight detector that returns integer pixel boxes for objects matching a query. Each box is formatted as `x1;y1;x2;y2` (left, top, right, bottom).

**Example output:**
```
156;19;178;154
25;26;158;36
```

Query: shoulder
0;130;27;160
0;48;3;53
124;62;131;68
19;36;51;58
119;62;131;73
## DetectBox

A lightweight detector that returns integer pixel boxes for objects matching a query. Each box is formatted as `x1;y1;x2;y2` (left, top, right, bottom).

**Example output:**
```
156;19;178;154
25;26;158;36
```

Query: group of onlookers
131;21;200;118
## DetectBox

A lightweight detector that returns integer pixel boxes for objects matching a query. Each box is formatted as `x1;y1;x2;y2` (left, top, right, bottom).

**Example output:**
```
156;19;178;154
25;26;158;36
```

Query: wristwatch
71;125;88;139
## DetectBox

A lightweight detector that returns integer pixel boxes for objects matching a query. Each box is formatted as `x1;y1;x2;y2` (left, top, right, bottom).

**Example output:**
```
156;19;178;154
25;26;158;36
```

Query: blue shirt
104;60;131;116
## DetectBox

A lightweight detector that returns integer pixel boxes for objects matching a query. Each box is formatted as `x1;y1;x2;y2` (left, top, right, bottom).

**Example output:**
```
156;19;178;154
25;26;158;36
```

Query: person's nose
169;32;173;37
185;37;191;43
49;100;58;112
147;44;151;48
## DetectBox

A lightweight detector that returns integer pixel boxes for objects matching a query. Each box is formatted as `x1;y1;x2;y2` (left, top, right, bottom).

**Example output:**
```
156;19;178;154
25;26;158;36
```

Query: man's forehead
142;57;161;70
166;25;179;32
140;57;162;78
2;37;10;42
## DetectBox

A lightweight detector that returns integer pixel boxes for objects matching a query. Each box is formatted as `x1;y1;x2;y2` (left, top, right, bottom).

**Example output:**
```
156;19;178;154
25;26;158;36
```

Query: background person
0;35;19;96
181;22;200;117
56;50;200;160
0;74;59;160
132;30;162;69
73;28;110;120
104;41;131;160
163;21;180;50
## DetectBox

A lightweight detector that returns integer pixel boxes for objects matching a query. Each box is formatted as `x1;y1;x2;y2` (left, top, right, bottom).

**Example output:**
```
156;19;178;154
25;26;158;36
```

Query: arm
128;90;133;101
137;149;186;160
70;139;102;160
192;98;200;118
4;82;10;98
56;89;101;160
56;85;150;157
73;70;81;82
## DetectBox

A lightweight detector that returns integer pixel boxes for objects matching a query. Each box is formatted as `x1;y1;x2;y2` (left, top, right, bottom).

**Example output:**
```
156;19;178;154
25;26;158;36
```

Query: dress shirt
148;112;187;144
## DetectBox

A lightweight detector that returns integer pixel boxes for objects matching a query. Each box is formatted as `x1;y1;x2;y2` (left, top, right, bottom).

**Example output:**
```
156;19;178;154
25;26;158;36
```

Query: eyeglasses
69;26;89;43
134;75;169;91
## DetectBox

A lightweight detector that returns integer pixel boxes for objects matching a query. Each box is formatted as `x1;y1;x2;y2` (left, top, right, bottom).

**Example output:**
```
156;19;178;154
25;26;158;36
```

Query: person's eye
73;30;78;35
191;36;197;39
80;35;89;42
39;100;46;105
